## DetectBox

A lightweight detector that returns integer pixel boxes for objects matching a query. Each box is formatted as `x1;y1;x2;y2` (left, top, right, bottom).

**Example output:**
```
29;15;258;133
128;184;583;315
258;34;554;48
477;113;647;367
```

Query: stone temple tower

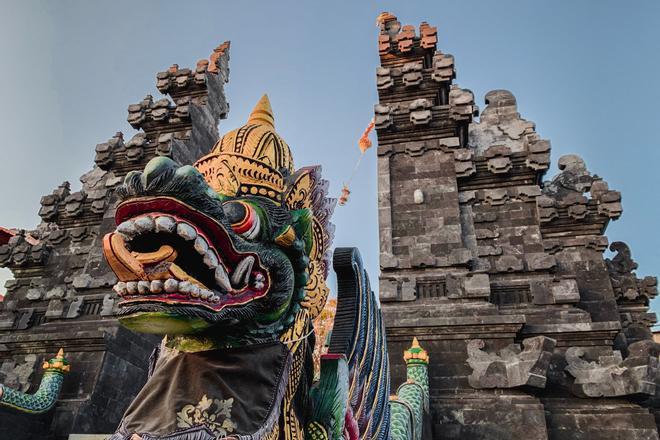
374;12;660;439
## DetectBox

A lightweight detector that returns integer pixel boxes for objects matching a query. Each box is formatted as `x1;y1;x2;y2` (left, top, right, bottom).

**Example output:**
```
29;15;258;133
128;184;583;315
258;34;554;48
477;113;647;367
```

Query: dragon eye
224;201;261;240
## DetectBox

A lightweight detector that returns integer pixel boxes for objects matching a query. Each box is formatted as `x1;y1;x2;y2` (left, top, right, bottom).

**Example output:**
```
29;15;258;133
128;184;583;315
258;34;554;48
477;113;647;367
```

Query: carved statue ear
283;166;336;318
289;208;313;254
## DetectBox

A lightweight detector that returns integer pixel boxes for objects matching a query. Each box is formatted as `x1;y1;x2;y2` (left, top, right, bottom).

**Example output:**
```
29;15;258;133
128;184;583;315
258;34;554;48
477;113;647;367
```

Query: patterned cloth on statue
110;340;291;440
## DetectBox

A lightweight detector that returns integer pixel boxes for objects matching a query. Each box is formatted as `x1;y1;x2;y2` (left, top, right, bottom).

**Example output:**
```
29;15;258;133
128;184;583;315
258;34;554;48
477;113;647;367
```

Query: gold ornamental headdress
195;95;335;318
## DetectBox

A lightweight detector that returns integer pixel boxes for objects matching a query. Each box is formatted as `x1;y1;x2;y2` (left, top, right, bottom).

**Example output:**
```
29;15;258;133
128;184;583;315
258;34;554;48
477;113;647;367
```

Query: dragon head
103;95;334;343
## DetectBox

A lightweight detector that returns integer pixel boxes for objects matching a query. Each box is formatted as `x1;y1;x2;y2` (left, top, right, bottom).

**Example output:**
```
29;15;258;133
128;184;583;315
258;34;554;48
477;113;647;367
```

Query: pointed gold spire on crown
403;337;429;365
247;94;275;128
57;348;64;358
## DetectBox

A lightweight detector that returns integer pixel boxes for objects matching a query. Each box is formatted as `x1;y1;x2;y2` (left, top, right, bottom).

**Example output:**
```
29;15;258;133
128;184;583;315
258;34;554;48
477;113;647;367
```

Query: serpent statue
0;349;69;414
100;95;428;439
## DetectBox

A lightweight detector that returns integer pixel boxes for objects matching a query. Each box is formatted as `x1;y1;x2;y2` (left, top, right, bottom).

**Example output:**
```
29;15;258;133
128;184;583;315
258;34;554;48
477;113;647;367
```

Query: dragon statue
100;95;429;439
0;349;69;414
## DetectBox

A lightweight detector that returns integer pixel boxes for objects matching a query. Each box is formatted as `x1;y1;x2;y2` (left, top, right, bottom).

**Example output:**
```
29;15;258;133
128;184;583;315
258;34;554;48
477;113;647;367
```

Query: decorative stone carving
467;336;556;389
87;188;109;214
45;286;66;300
127;94;153;129
156;132;174;156
525;138;551;171
449;85;477;123
0;354;37;392
174;96;191;119
453;148;475;177
431;52;454;83
409;98;432;125
151;98;171;122
484;145;512;174
468;90;546;161
402;61;423;87
419;21;437;49
376;67;394;90
45;298;64;318
64;190;87;216
70;226;88;242
194;59;209;85
607;242;658;303
100;293;117;316
530;277;579;304
543;155;623;221
483;188;509;206
38;181;70;222
396;24;415;53
537;195;558;223
592;180;623;219
565;343;658;397
94;132;124;170
374;104;393;130
66;297;83;319
126;132;147;162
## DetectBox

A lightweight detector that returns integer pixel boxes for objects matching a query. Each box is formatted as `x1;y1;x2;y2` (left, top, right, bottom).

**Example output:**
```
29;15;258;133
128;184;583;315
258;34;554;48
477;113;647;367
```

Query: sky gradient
1;1;659;317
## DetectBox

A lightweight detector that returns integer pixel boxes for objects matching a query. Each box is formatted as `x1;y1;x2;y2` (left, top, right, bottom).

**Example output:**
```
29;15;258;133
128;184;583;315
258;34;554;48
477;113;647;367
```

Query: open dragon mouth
103;197;271;315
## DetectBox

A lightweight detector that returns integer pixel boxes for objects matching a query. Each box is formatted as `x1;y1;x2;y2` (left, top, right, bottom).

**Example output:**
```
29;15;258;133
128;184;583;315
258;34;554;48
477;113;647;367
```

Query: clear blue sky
1;1;659;317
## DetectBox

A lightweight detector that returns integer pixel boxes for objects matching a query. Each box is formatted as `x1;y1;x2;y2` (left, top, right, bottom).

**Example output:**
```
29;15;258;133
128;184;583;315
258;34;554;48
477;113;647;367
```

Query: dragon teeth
211;295;220;303
203;250;219;268
179;281;192;294
137;280;151;294
193;236;209;255
154;215;176;233
231;256;255;287
134;216;155;233
150;280;164;293
254;281;265;291
113;282;127;295
215;266;232;292
255;273;265;282
176;223;197;241
126;281;138;295
117;220;137;240
200;289;212;300
189;284;201;298
164;279;178;293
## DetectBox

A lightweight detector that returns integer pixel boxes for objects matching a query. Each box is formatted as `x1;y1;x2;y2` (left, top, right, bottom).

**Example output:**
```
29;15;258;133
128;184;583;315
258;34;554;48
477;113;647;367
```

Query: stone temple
375;12;660;440
0;11;659;440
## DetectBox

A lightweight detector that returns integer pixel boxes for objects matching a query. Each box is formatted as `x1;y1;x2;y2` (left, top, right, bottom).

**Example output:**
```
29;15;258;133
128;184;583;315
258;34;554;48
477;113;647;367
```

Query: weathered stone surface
565;342;658;397
467;336;556;389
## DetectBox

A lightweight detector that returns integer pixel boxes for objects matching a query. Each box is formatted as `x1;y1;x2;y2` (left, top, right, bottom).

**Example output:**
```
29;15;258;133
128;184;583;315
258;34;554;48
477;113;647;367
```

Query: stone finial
607;241;658;303
419;21;437;49
208;41;230;75
449;85;477;122
542;155;622;220
431;52;455;83
376;12;400;37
